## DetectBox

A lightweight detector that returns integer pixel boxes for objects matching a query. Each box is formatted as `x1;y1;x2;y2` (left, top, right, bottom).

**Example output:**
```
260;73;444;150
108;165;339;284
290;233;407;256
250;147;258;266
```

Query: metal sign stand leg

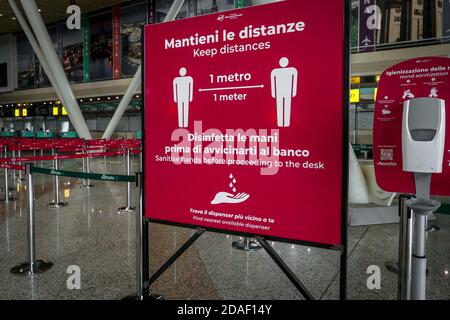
47;148;68;208
119;149;135;213
256;237;314;300
122;172;145;300
232;237;262;251
398;195;414;299
123;172;163;300
339;243;348;300
134;225;316;301
146;228;205;300
11;163;53;275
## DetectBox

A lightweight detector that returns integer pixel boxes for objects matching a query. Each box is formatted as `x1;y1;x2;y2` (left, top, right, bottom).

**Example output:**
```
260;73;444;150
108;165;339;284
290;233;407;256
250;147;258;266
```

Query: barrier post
12;149;16;181
118;148;135;212
1;145;17;202
81;149;86;177
40;148;44;167
2;166;9;203
86;155;95;188
47;148;68;208
81;148;94;188
18;149;25;181
11;163;53;275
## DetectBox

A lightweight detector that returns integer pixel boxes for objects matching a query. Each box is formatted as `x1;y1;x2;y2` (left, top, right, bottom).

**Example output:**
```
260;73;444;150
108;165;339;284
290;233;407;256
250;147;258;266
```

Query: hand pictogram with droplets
211;173;250;205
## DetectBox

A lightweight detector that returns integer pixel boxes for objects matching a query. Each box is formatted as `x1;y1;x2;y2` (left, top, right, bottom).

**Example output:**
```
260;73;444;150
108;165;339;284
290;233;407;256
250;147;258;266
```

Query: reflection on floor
0;157;448;300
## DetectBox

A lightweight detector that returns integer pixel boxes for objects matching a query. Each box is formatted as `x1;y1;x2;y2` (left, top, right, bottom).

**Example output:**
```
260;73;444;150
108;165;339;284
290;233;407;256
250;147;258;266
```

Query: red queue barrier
0;137;141;204
0;163;25;171
0;150;128;164
0;137;142;171
0;137;141;152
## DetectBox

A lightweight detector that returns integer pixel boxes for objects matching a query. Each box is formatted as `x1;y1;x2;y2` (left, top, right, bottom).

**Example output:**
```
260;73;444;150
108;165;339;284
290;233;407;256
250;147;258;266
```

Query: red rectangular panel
112;5;121;79
144;0;346;245
373;57;450;196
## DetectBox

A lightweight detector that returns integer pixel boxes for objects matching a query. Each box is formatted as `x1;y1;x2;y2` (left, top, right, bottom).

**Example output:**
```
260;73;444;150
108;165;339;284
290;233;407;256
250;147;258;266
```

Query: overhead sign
359;0;380;53
350;89;360;103
373;57;450;195
351;76;361;85
112;5;121;79
143;0;347;245
82;14;90;82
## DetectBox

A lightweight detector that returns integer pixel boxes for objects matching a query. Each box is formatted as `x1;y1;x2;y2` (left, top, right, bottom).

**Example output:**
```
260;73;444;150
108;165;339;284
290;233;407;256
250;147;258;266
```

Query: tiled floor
0;157;448;300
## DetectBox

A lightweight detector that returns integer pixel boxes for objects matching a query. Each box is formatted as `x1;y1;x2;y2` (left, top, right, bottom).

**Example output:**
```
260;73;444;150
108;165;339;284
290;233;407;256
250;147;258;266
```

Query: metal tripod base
118;206;136;213
232;239;263;251
10;260;53;276
47;201;68;208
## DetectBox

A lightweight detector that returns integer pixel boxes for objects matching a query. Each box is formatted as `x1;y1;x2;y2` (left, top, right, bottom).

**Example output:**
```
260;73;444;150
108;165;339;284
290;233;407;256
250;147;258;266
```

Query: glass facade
12;0;244;90
351;0;448;52
9;0;449;90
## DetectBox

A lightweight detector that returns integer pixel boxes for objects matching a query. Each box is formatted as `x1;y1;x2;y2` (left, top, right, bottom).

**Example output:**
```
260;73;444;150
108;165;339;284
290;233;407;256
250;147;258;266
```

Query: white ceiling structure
0;0;127;35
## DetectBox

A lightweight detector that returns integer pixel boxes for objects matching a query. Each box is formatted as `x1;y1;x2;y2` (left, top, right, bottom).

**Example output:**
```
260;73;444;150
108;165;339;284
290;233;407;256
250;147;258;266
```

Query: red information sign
144;0;347;245
373;57;450;195
112;4;121;79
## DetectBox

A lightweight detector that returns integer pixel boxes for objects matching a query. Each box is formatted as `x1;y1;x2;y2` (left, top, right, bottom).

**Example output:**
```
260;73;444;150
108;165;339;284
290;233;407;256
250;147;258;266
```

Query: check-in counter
0;131;16;137
36;132;54;138
61;131;78;138
21;131;35;138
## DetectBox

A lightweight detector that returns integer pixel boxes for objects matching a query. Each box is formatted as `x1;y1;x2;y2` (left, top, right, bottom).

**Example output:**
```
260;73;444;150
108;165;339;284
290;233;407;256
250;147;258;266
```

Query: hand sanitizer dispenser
401;97;445;300
402;97;445;174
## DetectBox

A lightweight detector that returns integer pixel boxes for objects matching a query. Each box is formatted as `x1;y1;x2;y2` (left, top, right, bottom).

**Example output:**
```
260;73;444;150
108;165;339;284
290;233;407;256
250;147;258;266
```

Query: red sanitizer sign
374;57;450;195
144;0;346;245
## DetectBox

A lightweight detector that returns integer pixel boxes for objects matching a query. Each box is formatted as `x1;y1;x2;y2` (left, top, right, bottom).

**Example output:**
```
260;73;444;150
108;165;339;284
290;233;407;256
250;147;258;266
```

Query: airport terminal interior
0;0;449;301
